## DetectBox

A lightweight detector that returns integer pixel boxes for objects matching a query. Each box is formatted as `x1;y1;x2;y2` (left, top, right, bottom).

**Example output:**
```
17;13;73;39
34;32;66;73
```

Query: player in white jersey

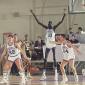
30;10;66;80
59;35;80;83
0;34;29;84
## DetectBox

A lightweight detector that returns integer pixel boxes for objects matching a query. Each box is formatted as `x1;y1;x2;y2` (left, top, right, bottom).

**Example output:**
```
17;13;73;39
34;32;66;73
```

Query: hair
8;34;14;38
60;34;66;38
78;27;82;31
14;33;18;36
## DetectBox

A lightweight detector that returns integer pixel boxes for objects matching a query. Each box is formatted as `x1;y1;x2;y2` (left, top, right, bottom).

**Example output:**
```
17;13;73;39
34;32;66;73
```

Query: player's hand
63;13;66;18
30;10;34;14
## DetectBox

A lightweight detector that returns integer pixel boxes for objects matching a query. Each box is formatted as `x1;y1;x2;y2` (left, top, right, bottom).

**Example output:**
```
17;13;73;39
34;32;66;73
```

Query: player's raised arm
30;10;48;29
53;13;66;30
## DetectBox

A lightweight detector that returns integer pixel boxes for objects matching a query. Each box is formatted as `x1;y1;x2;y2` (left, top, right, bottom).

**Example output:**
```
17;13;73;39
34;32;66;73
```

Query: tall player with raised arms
30;10;66;80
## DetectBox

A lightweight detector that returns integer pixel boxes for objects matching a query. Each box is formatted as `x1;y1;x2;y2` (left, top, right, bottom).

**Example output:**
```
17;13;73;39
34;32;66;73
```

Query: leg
3;60;13;71
60;60;68;82
43;48;50;72
52;47;57;68
15;58;26;84
60;60;68;75
52;47;58;80
25;63;32;79
69;59;78;82
0;60;13;84
40;48;50;80
15;58;24;72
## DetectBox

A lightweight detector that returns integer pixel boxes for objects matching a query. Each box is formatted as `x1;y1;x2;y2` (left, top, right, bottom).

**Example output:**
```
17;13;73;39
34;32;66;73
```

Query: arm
53;13;66;30
72;45;81;54
16;43;30;60
30;10;48;29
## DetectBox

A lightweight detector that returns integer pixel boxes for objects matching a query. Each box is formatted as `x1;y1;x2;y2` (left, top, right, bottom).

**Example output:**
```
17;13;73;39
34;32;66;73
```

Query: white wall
0;0;33;43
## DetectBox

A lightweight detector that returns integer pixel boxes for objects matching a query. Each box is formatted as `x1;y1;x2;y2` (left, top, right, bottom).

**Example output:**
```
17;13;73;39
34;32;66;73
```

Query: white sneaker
19;72;26;84
54;74;58;81
0;78;9;84
61;75;68;83
74;75;78;82
40;74;47;80
26;73;32;79
0;72;9;84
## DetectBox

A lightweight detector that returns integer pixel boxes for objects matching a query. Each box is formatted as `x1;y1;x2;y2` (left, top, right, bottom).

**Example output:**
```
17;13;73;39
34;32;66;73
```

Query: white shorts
63;53;75;61
8;54;21;62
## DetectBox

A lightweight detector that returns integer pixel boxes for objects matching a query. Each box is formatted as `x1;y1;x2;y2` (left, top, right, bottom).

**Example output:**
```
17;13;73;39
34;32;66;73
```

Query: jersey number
48;32;52;38
8;49;15;54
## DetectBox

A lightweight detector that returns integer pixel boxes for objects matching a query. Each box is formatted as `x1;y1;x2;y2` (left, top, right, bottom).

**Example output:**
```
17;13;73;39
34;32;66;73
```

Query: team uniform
30;10;66;81
45;29;56;48
7;44;21;62
60;42;78;83
0;43;27;84
61;43;75;61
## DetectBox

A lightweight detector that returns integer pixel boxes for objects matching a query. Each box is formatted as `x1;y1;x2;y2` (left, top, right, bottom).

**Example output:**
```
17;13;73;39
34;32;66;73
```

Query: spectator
68;28;78;43
32;36;45;60
78;27;85;34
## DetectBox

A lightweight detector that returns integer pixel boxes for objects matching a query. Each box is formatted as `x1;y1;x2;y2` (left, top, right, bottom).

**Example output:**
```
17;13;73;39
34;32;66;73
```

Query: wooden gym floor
0;75;85;85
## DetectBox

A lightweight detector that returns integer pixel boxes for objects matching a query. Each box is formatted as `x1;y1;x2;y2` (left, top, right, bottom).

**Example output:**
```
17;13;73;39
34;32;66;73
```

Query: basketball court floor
0;75;85;85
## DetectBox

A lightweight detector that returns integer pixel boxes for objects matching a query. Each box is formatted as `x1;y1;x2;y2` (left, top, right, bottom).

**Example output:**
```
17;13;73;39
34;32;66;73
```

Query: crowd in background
0;26;84;76
0;26;85;62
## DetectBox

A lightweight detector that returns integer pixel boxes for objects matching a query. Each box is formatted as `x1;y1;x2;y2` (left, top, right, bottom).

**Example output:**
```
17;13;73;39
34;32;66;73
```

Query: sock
43;69;46;75
55;68;58;75
19;72;26;79
3;71;10;80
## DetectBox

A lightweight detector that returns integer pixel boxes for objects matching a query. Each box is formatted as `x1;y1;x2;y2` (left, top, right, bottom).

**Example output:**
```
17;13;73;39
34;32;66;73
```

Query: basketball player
30;10;66;80
19;40;32;79
59;35;80;83
0;34;29;84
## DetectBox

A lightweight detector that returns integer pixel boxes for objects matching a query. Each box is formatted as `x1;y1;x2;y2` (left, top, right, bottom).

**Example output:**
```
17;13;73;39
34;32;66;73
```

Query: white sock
55;68;58;75
3;71;10;80
19;72;26;79
43;70;46;76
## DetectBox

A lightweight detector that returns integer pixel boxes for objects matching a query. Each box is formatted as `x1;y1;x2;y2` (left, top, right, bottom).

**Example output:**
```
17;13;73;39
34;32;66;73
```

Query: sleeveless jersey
45;29;56;48
7;44;20;57
61;43;75;60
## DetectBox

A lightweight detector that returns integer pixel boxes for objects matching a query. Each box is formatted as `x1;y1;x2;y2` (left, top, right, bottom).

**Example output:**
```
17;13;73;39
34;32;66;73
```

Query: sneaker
74;75;78;82
61;75;68;84
54;74;58;81
0;78;9;84
26;73;32;79
40;74;47;80
19;72;26;84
